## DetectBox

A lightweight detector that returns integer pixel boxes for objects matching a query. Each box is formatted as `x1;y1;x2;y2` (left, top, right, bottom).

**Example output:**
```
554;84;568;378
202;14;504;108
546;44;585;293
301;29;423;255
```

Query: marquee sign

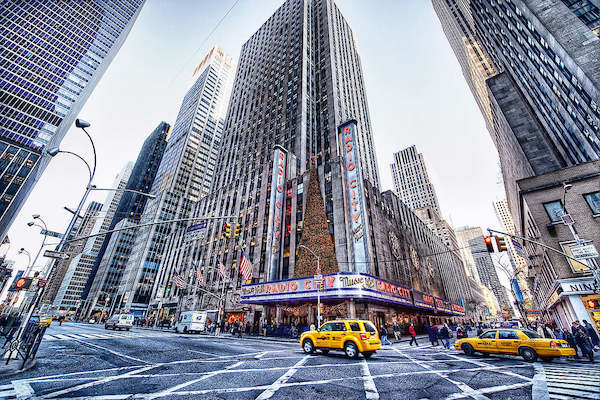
266;146;287;281
451;303;465;315
412;290;435;310
338;120;370;274
241;272;413;307
435;297;453;313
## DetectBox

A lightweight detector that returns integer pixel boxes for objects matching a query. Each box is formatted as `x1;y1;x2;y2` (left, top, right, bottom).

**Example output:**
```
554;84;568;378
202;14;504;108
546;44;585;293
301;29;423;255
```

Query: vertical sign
267;146;288;281
338;120;369;273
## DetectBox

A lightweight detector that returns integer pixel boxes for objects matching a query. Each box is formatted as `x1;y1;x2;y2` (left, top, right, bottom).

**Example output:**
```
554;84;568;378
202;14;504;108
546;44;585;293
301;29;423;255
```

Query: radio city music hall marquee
241;272;465;316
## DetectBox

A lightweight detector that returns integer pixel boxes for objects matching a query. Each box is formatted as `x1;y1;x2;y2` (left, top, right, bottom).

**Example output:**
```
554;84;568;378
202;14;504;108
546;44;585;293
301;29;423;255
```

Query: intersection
0;323;597;399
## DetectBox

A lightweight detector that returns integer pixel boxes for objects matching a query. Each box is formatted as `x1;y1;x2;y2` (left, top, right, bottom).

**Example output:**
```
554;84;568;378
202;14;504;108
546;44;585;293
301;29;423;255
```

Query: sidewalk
0;356;36;378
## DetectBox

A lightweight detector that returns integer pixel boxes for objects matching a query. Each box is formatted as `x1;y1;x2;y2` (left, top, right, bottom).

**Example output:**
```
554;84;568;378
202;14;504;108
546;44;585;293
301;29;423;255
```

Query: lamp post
17;248;32;276
298;244;322;326
27;215;48;276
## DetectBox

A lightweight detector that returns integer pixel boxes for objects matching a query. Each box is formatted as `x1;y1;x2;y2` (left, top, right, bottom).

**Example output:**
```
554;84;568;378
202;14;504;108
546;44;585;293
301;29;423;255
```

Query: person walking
582;320;600;350
380;325;392;345
393;319;401;341
572;321;594;362
553;326;563;340
408;323;418;347
542;324;555;339
562;328;579;359
439;323;450;349
476;325;484;337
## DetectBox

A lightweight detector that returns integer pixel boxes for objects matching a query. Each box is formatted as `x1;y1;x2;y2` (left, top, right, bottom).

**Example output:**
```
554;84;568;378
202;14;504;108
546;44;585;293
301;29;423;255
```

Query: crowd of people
532;320;598;362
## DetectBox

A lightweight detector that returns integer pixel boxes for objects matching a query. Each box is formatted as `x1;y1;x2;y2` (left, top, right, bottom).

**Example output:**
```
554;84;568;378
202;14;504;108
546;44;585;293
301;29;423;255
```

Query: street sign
561;214;574;225
571;244;599;259
184;222;207;243
43;250;70;260
40;229;63;239
37;279;47;288
511;238;527;259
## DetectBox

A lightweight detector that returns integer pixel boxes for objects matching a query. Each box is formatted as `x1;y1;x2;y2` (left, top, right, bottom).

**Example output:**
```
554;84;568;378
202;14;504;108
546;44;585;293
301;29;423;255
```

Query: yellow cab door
329;322;347;349
496;330;521;354
316;322;334;348
474;330;498;352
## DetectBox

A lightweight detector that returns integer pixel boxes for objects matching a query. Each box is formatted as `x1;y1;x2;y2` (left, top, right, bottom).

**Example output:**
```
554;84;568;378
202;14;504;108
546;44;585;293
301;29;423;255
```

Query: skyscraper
117;47;235;315
147;0;471;324
54;163;133;311
82;122;170;317
433;0;600;227
0;1;145;239
391;146;441;214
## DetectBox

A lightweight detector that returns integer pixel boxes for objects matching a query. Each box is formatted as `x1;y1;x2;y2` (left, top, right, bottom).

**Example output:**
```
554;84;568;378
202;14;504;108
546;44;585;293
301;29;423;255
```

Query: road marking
70;338;149;364
532;362;550;400
255;355;310;400
445;382;533;399
393;348;490;400
361;358;379;399
188;349;221;357
444;352;533;382
541;362;600;399
12;380;34;399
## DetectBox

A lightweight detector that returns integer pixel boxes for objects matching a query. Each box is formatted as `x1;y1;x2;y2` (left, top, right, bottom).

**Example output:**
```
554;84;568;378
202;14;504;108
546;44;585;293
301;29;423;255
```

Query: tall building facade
413;206;459;252
0;1;144;239
117;47;235;315
82;122;170;317
455;226;484;282
391;146;441;214
54;163;132;311
41;201;103;305
147;0;471;328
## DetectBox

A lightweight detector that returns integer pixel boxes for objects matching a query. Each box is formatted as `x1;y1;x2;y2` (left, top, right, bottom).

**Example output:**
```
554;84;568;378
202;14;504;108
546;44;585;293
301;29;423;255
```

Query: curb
0;358;36;378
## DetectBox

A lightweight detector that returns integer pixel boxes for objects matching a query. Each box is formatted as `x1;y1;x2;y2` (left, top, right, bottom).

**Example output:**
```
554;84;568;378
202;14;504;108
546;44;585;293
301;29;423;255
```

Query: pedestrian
456;325;465;339
562;327;579;359
408;323;418;346
542;324;555;339
582;320;600;349
427;324;439;346
553;326;563;340
309;323;316;331
476;325;484;337
439;323;450;349
393;319;401;341
380;325;392;345
574;324;594;362
237;320;243;338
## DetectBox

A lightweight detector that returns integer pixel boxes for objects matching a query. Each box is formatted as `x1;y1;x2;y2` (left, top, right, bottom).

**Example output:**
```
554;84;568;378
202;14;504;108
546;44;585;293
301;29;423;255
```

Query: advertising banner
338;120;369;273
412;290;435;310
8;270;23;292
511;278;524;303
434;297;453;313
266;146;287;281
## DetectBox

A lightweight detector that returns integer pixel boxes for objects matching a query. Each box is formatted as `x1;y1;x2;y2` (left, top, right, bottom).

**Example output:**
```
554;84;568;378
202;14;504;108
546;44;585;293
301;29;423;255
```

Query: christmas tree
294;165;339;277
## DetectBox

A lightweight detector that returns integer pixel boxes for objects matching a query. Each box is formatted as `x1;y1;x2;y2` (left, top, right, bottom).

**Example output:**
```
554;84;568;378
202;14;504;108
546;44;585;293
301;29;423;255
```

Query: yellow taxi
300;319;381;359
454;328;575;362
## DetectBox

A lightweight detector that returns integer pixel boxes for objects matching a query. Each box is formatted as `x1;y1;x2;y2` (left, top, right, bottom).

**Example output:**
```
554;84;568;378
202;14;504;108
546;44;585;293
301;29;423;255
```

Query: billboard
7;270;24;292
266;146;288;281
338;120;369;273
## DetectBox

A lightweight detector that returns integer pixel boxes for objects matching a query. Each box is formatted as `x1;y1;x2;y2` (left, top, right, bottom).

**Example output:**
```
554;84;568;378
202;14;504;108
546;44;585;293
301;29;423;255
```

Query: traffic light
14;277;32;291
484;236;494;252
496;236;508;252
234;224;241;239
222;223;231;238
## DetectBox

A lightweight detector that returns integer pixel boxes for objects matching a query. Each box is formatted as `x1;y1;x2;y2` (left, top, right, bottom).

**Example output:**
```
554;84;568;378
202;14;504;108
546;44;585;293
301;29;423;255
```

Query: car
300;319;381;359
104;314;134;331
174;311;215;333
454;328;576;362
30;315;52;326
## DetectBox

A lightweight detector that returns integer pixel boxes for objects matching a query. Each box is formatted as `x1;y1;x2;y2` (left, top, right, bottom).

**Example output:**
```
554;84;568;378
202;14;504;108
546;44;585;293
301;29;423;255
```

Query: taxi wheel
302;339;315;354
519;347;538;362
344;342;359;359
462;343;475;356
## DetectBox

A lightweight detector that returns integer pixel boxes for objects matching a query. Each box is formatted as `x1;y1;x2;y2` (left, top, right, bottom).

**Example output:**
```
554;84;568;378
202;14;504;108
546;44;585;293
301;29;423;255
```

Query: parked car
104;314;134;331
300;320;381;359
454;328;575;362
174;311;214;333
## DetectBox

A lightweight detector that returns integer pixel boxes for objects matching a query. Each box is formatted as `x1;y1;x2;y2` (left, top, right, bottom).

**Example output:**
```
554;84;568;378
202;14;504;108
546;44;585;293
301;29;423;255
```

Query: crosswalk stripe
543;362;600;400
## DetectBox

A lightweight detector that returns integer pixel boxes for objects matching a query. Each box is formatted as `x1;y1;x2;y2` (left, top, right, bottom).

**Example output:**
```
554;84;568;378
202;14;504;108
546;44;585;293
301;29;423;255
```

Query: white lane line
444;352;533;382
70;338;149;364
445;382;533;399
188;349;221;357
142;360;244;400
53;334;72;340
532;363;550;400
43;334;58;340
361;359;379;400
12;380;34;399
254;351;268;359
255;355;310;400
393;348;490;400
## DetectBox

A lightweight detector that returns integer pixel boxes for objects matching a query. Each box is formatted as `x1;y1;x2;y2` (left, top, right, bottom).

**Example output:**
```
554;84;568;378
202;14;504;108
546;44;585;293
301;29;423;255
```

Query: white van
174;311;214;333
104;314;134;331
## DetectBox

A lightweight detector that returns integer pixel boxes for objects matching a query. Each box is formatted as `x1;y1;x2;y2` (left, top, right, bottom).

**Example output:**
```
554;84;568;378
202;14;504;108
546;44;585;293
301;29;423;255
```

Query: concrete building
148;0;472;330
455;226;483;282
118;47;235;316
41;201;103;305
517;159;600;336
0;1;144;239
82;122;170;317
413;206;459;253
391;146;441;215
54;164;132;312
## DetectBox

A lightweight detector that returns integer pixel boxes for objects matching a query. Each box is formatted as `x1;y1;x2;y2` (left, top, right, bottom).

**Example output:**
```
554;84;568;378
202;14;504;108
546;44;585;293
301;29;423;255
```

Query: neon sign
266;146;287;281
338;120;369;273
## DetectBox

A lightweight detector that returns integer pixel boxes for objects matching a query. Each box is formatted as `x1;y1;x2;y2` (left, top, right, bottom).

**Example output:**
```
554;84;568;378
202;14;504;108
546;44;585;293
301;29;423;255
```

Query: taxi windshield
522;330;542;339
363;321;377;334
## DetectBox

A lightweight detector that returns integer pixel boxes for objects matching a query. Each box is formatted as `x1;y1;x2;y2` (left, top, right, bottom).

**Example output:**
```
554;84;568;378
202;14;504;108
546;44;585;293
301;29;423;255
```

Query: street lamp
17;248;32;275
27;214;49;275
298;244;322;326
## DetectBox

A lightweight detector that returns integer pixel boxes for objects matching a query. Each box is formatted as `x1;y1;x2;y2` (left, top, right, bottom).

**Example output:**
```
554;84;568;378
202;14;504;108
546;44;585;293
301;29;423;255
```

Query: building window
584;192;600;214
543;201;565;222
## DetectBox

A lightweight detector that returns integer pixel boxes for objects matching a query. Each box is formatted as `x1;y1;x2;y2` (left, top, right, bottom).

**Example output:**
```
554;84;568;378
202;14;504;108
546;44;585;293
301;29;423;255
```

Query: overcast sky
5;0;505;275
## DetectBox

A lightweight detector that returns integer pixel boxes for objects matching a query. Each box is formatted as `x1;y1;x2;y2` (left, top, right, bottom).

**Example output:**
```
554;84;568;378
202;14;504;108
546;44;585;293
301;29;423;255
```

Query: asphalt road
0;322;597;399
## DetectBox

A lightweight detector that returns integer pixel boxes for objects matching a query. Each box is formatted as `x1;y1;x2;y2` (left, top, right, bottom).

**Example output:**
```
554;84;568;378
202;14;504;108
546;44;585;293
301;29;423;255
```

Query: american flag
172;271;187;289
218;260;228;280
195;263;204;283
240;252;252;282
